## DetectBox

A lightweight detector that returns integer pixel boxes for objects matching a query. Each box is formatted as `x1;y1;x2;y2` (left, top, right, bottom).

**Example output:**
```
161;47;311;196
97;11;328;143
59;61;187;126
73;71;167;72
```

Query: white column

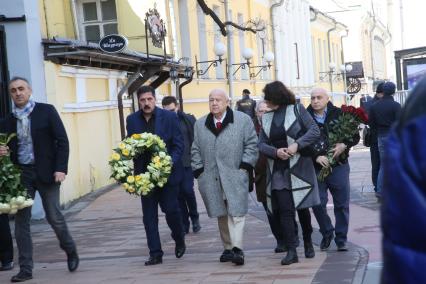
1;0;46;102
76;76;87;103
108;77;117;101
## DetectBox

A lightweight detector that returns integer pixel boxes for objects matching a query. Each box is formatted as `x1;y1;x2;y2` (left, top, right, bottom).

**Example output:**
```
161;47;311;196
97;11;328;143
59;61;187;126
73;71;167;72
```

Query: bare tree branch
197;0;265;36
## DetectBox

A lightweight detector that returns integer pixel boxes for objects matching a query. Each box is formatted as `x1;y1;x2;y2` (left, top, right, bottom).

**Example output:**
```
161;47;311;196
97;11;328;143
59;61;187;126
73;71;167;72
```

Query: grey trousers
16;165;76;273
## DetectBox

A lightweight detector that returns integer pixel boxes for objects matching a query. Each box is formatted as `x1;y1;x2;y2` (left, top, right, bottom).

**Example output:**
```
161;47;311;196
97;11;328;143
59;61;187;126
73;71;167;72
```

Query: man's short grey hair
8;76;31;88
256;100;267;112
209;89;229;100
310;87;329;97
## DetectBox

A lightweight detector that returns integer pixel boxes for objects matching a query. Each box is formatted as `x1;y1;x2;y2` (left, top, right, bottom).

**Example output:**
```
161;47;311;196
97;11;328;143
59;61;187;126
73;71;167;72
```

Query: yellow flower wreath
109;133;172;196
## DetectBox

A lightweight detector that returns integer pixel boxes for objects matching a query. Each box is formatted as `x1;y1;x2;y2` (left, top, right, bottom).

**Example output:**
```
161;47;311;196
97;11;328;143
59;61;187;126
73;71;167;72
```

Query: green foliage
0;133;29;204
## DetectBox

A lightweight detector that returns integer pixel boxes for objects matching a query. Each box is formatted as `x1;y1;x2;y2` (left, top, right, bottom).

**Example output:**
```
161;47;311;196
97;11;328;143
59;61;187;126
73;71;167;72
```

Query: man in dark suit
126;86;185;266
162;96;201;234
0;77;78;282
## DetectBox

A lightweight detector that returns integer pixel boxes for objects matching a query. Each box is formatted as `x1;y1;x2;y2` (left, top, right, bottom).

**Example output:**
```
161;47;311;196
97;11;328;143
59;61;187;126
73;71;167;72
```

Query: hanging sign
99;34;128;53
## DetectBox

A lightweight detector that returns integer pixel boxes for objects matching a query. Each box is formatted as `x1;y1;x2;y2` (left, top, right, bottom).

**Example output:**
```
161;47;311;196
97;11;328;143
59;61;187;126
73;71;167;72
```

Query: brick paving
0;145;382;284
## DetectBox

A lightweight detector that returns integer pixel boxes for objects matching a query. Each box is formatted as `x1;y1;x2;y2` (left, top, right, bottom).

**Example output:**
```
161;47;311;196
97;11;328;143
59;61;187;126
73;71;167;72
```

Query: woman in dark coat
258;81;320;265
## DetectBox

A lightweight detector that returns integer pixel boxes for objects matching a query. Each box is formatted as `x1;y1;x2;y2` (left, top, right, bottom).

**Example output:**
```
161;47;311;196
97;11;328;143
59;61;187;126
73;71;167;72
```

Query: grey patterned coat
259;104;321;213
191;108;258;218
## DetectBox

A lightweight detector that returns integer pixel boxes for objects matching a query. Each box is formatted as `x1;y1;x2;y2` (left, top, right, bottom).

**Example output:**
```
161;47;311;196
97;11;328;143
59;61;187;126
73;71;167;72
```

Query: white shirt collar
213;110;227;124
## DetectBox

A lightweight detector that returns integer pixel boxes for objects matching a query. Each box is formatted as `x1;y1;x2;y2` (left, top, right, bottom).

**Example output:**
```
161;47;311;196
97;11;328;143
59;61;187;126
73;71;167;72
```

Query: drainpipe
369;14;377;80
340;28;349;102
310;7;318;22
70;0;80;39
178;74;194;112
270;0;285;79
340;28;348;66
327;20;337;93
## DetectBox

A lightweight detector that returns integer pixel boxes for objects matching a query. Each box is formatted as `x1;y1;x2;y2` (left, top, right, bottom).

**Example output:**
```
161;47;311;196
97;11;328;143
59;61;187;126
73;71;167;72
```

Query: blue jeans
376;135;388;196
312;163;350;245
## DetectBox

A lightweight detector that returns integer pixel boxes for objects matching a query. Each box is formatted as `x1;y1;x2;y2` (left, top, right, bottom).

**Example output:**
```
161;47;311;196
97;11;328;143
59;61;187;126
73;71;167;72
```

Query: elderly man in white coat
191;89;258;265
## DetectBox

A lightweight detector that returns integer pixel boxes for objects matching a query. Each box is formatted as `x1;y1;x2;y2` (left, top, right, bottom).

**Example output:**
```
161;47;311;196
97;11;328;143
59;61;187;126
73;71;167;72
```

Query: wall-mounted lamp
249;51;274;79
195;42;226;78
228;47;254;77
170;57;193;82
319;62;353;96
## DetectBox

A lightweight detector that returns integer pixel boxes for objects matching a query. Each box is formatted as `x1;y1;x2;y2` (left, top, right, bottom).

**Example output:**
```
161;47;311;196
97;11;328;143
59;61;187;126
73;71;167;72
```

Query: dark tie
216;121;222;130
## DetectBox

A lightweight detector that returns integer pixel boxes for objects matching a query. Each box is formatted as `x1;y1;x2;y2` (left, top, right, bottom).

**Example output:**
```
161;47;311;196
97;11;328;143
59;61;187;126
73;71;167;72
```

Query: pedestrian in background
192;89;258;266
236;89;256;120
162;96;201;234
364;82;384;194
258;81;320;265
368;82;401;199
307;88;359;252
0;77;78;282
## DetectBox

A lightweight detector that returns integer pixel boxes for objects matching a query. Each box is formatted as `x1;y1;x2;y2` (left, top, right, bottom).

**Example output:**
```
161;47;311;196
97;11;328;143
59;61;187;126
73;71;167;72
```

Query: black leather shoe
337;242;348;251
192;219;201;233
219;249;234;262
320;234;333;251
144;256;163;266
281;248;299;265
11;271;33;282
67;251;79;272
274;242;287;253
175;242;186;258
231;247;244;265
0;261;13;271
304;241;315;258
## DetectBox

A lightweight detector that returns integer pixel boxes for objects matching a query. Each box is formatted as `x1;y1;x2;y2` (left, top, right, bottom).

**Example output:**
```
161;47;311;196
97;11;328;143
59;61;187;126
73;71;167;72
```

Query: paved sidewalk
0;146;382;284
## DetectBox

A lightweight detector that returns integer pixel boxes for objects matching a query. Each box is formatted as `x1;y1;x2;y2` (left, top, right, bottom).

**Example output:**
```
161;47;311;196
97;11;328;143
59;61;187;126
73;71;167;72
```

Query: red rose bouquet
318;105;368;181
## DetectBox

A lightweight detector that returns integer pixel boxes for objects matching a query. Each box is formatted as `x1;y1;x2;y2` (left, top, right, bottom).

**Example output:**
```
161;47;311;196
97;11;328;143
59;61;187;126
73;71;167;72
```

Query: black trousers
297;208;313;242
273;189;296;249
0;214;13;265
370;141;380;191
262;201;313;246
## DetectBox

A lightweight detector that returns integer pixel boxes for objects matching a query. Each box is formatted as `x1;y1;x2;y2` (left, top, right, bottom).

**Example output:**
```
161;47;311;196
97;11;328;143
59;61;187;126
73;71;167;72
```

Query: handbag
363;125;371;147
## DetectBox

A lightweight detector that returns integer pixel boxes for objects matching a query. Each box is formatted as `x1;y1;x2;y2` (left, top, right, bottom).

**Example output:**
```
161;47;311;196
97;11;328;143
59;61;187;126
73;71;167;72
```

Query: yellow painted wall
86;79;109;101
44;62;133;204
39;0;75;39
310;23;345;93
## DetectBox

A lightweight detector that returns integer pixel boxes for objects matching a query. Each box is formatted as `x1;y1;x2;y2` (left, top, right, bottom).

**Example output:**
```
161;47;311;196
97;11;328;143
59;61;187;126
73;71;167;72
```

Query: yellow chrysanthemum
111;153;120;161
122;149;130;156
127;176;135;183
135;175;142;181
131;134;141;139
122;183;129;189
128;187;135;193
118;143;126;150
153;156;160;163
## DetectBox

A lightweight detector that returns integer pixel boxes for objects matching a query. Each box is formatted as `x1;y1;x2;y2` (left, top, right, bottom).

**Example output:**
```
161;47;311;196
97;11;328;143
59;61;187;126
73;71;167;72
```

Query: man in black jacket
307;88;360;252
235;89;256;120
0;77;78;282
368;82;401;199
162;96;201;234
364;83;384;194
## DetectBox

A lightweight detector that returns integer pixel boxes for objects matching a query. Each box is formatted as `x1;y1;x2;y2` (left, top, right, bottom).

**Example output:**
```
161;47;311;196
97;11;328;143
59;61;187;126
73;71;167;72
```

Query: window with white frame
78;0;118;43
